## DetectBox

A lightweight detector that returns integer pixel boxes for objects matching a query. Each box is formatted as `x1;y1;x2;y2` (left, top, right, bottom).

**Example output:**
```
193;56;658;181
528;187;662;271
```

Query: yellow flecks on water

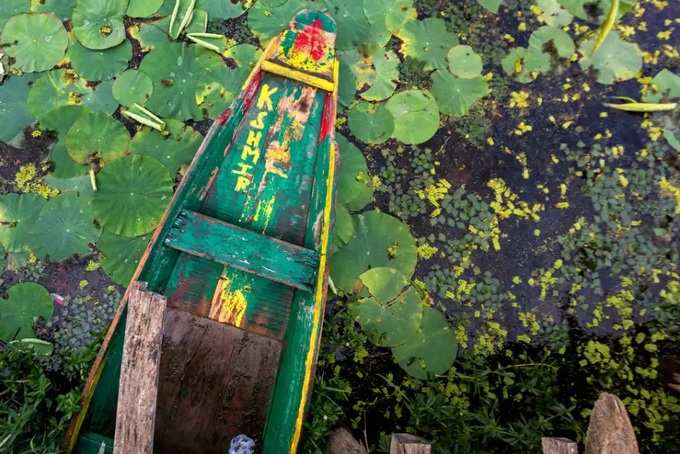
416;179;451;217
662;44;679;58
486;137;495;146
509;90;530;108
210;276;249;326
637;21;648;32
651;0;668;10
616;169;629;188
642;50;661;64
515;152;530;179
633;2;645;17
488;178;544;222
417;242;438;259
659;178;680;214
618;24;636;38
582;83;591;92
503;33;515;43
483;71;494;81
555;201;570;209
514;121;533;136
519;311;540;334
85;260;100;272
641;118;663;141
657;29;673;40
518;22;527;32
31;129;42;138
79;280;88;289
15;164;59;198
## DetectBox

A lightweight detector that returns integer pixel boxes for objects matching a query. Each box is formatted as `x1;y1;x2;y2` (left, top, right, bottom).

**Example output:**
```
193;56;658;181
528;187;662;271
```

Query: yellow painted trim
261;60;335;92
289;140;336;453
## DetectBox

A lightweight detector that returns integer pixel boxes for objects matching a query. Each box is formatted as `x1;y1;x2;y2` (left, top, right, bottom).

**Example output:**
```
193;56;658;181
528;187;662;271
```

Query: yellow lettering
234;176;251;192
232;162;253;176
250;111;267;129
257;84;278;111
241;145;260;164
246;130;262;148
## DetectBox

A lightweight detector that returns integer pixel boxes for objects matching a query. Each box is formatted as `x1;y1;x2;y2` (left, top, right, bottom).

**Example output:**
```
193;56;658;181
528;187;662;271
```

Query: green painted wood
165;209;319;291
75;432;114;454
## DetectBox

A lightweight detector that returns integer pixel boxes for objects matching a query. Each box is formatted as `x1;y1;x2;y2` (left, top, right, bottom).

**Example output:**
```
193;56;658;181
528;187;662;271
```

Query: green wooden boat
66;10;339;454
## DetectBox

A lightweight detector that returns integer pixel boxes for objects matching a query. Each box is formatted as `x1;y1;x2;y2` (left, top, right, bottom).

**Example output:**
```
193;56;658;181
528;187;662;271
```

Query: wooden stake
585;392;639;454
390;433;431;454
542;437;578;454
113;281;167;454
329;428;367;454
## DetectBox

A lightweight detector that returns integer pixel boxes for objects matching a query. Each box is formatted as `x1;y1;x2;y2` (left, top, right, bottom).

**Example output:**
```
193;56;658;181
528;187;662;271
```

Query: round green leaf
126;0;163;17
248;0;310;41
330;210;417;294
0;283;53;342
40;105;88;135
93;154;173;236
0;193;46;253
30;0;76;20
32;192;99;260
81;79;118;115
579;31;642;85
431;70;489;117
362;0;391;49
359;267;409;303
321;0;379;52
65;111;129;164
0;74;38;142
1;13;68;72
98;230;149;285
385;89;440;145
0;0;29;31
130;120;202;175
501;46;551;83
333;204;354;247
536;0;573;26
397;18;458;70
336;134;373;212
392;307;457;379
384;0;416;34
448;45;483;79
197;0;245;19
348;101;394;145
49;139;88;178
112;69;154;106
643;69;680;102
360;49;399;102
72;0;128;50
69;39;132;81
529;25;575;59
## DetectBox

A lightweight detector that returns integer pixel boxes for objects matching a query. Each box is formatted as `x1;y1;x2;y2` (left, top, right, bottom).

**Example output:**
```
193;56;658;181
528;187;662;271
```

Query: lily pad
39;105;88;135
27;69;108;120
359;267;409;303
664;129;680;152
69;39;132;81
360;49;400;102
362;0;392;49
65;111;129;164
397;18;458;71
30;0;76;19
385;89;440;145
98;230;149;285
384;0;416;34
643;69;680;103
529;25;575;59
321;0;375;52
330;210;417;294
338;56;357;107
126;0;163;17
49;138;88;178
81;79;118;115
129;120;203;175
336;134;373;212
0;0;29;30
333;204;354;247
248;0;310;42
477;0;502;13
32;192;99;260
93;154;173;236
0;282;53;342
112;69;154;106
431;70;489;117
448;45;483;79
348;101;394;145
392;306;457;379
0;74;38;142
0;13;68;72
197;0;245;19
139;41;229;120
537;0;573;26
501;46;551;83
72;0;128;50
579;31;642;85
0;193;46;253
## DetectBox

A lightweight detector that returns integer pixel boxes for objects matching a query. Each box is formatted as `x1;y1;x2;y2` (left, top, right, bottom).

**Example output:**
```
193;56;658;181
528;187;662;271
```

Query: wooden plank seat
164;210;319;292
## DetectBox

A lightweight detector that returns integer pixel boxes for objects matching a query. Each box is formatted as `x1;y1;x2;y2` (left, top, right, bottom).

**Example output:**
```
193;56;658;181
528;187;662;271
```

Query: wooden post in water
113;281;167;454
542;437;578;454
585;392;639;454
390;433;431;454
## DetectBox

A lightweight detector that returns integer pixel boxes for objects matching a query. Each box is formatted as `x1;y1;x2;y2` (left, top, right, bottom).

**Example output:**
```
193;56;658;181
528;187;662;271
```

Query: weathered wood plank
329;428;367;454
113;282;166;454
542;437;578;454
390;433;432;454
585;392;639;454
165;209;319;291
154;308;282;454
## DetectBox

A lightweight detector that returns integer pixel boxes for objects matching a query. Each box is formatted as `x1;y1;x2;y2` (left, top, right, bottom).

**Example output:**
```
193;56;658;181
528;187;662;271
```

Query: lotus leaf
642;69;680;102
359;267;409;304
664;129;680;152
49;139;88;178
360;49;399;101
333;204;354;247
65;111;129;164
351;287;422;347
537;0;573;26
529;25;575;59
338;56;357;107
385;89;440;145
384;0;416;34
579;31;641;85
44;174;94;197
130;120;202;175
477;0;502;13
0;282;53;342
501;46;551;83
448;45;483;79
69;39;131;81
72;0;128;50
392;306;457;379
126;0;163;17
197;0;245;19
0;74;37;142
248;0;310;42
32;192;99;260
222;44;261;89
31;0;76;19
112;70;154;106
336;134;373;212
432;71;488;117
361;0;391;49
398;18;458;70
0;13;68;72
93;154;173;236
321;0;375;52
0;0;28;30
557;0;587;18
0;193;46;253
342;49;375;93
348;101;394;145
81;79;118;115
39;105;88;135
98;230;149;285
330;210;417;294
139;41;229;120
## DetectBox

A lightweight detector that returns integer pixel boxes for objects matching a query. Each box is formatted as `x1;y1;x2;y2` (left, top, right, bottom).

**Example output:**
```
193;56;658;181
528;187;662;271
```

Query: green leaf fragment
97;230;150;285
642;69;680;103
0;282;53;342
0;13;68;72
529;25;575;59
477;0;503;13
72;0;128;50
579;31;641;85
130;119;202;175
0;74;38;142
359;49;400;102
336;134;374;212
385;89;440;145
448;45;484;79
69;39;132;81
127;0;164;17
348;101;394;145
359;267;409;304
0;193;46;253
397;18;458;71
65;111;130;164
112;69;154;106
431;70;489;117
